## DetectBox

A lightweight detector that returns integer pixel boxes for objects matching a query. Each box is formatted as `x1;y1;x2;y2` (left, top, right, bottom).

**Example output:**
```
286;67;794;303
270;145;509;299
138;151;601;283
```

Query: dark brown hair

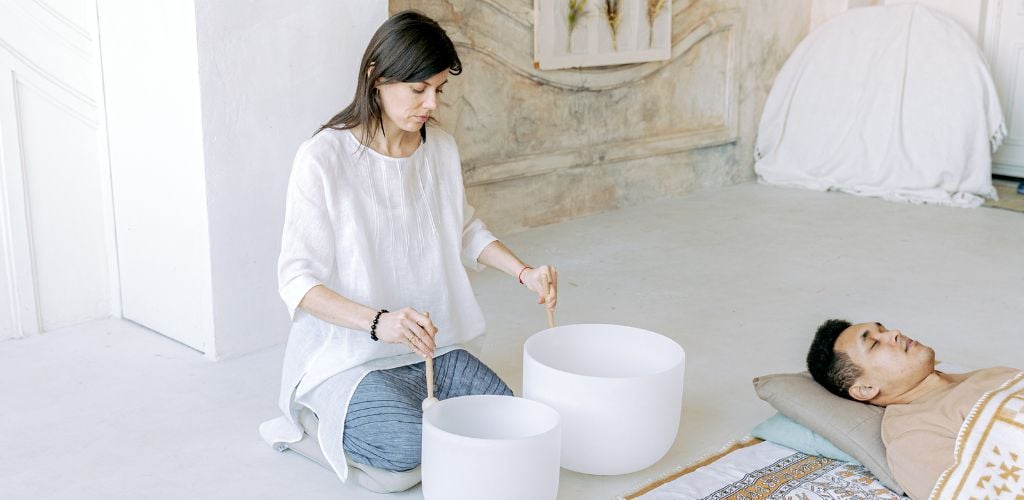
316;10;462;145
806;319;863;400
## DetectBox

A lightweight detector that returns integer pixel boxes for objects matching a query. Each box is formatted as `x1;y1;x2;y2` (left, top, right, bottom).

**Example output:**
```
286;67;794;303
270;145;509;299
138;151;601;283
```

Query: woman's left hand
522;265;557;309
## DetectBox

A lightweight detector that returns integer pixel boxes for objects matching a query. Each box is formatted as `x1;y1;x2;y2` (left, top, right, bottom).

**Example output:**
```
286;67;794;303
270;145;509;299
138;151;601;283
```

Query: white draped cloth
260;126;497;482
754;4;1006;207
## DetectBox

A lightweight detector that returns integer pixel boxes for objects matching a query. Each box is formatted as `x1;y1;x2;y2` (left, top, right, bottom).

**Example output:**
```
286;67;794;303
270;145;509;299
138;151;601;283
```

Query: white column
98;0;388;357
97;1;216;353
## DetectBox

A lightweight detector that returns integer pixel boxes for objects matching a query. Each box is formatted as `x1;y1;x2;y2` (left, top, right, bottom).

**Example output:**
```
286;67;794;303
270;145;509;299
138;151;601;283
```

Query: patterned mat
984;182;1024;213
620;439;899;500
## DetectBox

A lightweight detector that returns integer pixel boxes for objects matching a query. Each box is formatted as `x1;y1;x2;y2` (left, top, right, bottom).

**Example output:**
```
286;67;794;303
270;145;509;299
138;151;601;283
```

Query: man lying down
806;319;1022;500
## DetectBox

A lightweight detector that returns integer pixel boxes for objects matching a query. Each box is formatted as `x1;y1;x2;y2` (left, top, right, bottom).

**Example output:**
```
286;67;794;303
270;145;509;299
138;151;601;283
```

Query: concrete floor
3;183;1023;500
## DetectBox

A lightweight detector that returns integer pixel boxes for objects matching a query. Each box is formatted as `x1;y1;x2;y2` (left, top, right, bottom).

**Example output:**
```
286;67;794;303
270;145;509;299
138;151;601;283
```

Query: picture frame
534;0;672;70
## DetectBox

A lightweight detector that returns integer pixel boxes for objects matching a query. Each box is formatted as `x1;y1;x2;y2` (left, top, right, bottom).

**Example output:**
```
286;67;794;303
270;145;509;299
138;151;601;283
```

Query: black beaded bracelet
370;309;388;341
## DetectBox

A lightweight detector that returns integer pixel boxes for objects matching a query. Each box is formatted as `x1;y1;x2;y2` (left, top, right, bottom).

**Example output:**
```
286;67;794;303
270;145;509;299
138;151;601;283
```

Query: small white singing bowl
523;324;686;475
421;395;561;500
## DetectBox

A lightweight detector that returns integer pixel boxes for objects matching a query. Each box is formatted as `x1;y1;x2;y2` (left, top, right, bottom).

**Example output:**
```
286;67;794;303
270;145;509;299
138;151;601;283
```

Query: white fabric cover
754;4;1006;207
258;409;423;493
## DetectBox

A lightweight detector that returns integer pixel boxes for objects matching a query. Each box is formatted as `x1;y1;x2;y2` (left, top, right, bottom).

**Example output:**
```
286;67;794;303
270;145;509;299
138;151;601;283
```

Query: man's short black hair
806;319;862;400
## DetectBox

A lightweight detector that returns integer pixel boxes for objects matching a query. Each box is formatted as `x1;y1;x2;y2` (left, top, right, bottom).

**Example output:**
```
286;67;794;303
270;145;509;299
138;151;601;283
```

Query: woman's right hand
374;307;437;358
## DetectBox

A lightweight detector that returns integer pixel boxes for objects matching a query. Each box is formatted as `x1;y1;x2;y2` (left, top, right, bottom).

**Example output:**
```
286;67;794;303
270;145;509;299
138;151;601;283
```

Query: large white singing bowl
421;395;561;500
523;324;685;475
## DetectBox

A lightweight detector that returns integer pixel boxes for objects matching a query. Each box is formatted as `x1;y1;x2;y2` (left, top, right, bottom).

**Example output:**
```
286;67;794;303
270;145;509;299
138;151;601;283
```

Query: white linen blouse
268;126;497;481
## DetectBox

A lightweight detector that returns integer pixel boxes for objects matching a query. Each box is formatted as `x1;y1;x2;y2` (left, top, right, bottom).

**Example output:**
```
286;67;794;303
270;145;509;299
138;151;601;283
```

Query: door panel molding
0;0;114;339
0;67;41;338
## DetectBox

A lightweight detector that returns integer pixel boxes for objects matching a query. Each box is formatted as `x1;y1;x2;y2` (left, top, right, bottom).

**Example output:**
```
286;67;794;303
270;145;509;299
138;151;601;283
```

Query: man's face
834;322;936;403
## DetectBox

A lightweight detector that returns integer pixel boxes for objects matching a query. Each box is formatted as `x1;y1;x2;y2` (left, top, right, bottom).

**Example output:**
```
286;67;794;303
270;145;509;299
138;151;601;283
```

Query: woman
272;10;557;493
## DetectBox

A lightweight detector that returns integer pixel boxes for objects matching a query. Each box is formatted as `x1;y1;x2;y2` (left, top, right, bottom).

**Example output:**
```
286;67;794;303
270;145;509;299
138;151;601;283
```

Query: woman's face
376;70;449;134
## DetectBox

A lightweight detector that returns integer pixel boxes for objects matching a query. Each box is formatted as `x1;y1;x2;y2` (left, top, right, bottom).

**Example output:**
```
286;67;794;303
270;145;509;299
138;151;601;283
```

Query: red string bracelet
518;266;532;285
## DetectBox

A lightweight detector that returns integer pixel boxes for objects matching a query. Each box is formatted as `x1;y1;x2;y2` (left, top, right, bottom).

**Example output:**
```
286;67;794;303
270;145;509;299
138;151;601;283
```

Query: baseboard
993;163;1024;180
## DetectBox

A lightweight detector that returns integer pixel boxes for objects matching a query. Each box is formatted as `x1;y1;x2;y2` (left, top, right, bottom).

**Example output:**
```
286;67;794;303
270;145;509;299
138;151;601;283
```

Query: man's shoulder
882;399;931;430
967;366;1021;379
882;387;954;442
881;402;952;461
883;366;1021;436
955;366;1022;400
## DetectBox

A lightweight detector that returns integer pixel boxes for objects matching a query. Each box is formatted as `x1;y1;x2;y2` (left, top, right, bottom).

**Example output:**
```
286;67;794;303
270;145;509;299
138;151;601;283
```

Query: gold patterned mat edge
984;183;1024;213
621;437;763;500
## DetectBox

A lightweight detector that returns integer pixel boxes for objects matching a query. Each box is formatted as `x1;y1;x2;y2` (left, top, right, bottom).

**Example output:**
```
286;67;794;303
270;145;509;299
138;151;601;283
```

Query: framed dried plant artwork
646;0;667;47
534;0;671;70
567;0;588;52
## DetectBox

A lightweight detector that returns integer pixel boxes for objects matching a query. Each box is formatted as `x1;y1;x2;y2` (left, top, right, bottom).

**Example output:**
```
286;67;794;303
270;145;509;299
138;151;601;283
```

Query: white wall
193;1;387;358
886;0;986;39
810;0;985;36
810;0;880;32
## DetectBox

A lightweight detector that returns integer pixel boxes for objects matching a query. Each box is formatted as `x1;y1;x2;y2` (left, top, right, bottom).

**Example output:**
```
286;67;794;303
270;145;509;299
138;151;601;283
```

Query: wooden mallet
546;274;555;329
422;312;439;410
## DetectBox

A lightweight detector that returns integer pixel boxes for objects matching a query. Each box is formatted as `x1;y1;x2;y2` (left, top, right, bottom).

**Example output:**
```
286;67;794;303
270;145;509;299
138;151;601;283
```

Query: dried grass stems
567;0;588;52
602;0;622;51
647;0;667;47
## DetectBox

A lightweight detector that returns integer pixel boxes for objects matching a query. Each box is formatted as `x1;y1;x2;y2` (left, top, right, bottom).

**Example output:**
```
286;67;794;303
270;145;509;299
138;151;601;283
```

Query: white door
0;0;118;340
986;0;1024;177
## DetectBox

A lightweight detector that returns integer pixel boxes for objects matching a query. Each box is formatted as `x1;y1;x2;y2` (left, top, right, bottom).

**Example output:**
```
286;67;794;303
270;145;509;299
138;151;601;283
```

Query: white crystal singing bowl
523;324;686;475
421;395;561;500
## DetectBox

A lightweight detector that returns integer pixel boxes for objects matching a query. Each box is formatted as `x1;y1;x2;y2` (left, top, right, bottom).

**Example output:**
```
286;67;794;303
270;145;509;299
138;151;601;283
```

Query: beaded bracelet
370;309;388;341
518;266;532;285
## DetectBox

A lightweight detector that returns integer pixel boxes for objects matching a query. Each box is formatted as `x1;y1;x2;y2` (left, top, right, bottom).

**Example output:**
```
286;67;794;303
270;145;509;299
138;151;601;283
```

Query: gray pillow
752;372;903;495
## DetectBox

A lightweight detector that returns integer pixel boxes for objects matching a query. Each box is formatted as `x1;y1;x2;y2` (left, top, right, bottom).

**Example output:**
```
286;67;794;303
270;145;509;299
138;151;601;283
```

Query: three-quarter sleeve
460;193;497;271
278;147;336;319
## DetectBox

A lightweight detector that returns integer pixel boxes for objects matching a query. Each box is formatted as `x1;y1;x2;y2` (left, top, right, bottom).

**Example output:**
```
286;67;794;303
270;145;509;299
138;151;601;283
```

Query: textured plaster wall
391;0;813;233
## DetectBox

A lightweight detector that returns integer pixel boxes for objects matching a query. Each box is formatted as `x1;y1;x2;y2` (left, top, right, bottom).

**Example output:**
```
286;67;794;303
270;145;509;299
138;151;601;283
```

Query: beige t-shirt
881;367;1020;499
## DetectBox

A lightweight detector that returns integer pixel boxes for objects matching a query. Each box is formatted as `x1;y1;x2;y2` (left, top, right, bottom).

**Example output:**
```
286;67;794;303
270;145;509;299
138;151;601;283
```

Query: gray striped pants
343;349;513;471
